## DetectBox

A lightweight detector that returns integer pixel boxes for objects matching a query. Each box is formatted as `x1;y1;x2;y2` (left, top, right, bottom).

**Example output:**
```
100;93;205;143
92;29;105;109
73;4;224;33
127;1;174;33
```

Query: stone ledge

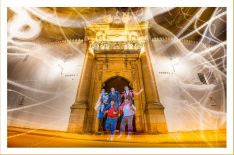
145;102;165;110
71;103;88;109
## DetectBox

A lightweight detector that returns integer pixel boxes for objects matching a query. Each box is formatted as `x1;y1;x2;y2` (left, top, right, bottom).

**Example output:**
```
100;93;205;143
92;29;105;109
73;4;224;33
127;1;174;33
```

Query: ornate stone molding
86;22;148;54
151;37;212;47
90;41;145;53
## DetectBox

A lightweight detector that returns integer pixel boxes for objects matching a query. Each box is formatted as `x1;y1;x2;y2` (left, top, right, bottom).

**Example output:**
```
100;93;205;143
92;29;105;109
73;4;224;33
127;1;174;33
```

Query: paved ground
7;127;226;148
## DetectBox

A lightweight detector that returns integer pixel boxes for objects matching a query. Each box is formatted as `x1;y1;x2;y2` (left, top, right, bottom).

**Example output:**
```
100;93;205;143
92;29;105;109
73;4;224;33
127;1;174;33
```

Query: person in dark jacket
108;88;121;109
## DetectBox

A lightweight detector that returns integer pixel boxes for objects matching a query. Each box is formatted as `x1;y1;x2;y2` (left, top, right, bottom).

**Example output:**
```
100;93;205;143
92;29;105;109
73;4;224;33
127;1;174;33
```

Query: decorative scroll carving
90;41;145;53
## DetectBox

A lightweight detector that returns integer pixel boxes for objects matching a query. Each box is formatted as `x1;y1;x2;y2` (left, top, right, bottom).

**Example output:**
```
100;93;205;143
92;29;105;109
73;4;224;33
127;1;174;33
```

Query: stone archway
102;76;132;93
87;53;144;133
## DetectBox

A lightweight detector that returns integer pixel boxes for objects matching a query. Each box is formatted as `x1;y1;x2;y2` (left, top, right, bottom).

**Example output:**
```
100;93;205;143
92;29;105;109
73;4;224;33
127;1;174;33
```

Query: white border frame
1;0;233;154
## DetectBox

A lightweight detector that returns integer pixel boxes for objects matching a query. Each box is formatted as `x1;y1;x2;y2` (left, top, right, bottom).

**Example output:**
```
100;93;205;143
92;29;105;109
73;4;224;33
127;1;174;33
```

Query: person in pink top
118;97;136;139
121;86;143;104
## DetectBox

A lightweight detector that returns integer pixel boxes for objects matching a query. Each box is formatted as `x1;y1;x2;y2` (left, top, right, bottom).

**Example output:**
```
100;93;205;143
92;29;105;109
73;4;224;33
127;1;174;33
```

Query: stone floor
7;127;226;148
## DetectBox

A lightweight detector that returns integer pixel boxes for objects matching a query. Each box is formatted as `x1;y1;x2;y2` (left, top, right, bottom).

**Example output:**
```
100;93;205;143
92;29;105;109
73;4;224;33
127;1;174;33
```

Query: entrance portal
103;76;132;93
102;76;136;132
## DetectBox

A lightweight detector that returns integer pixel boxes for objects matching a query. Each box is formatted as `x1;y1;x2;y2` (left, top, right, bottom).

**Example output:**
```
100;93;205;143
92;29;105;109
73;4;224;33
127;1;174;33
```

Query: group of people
94;86;143;141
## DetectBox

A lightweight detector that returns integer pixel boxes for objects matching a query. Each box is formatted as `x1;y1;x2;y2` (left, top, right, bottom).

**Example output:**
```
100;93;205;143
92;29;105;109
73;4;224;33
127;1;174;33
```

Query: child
103;99;119;141
118;98;136;139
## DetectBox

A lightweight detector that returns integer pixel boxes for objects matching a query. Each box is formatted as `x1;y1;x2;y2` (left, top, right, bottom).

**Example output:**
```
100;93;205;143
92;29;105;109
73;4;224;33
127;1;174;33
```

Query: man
103;100;119;141
108;87;121;109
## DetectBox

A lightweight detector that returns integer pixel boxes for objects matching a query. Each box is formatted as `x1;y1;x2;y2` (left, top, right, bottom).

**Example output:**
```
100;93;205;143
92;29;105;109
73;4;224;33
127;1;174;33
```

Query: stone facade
67;23;167;134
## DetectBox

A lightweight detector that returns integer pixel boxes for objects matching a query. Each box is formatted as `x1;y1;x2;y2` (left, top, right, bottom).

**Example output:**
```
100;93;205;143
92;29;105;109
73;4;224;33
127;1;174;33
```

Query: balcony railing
90;41;145;53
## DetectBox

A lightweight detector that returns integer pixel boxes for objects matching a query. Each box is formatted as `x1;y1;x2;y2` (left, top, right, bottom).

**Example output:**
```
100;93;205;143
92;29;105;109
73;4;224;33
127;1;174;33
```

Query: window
197;73;207;84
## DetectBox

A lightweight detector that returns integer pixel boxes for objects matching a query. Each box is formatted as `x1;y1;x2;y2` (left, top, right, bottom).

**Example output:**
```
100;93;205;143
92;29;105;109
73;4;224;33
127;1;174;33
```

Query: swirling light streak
7;86;72;112
8;7;41;40
156;10;226;53
149;8;226;131
176;8;207;38
150;21;226;79
7;89;38;102
191;8;225;53
8;80;58;95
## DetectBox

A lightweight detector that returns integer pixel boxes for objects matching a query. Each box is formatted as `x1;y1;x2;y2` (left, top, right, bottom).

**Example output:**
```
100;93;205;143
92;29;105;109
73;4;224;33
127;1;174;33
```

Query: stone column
133;81;144;133
67;47;94;133
140;45;168;134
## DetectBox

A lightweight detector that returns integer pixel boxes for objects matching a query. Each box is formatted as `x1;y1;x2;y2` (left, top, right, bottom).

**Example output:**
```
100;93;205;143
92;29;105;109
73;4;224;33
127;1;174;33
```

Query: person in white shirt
118;97;136;139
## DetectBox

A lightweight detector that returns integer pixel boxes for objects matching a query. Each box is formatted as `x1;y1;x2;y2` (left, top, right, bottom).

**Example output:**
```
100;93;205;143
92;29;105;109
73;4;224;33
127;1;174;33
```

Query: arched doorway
102;76;136;133
102;76;132;93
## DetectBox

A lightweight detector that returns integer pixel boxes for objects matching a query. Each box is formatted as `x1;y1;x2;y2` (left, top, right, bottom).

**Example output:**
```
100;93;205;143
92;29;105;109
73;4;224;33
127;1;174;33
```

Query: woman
118;97;136;139
121;86;143;104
